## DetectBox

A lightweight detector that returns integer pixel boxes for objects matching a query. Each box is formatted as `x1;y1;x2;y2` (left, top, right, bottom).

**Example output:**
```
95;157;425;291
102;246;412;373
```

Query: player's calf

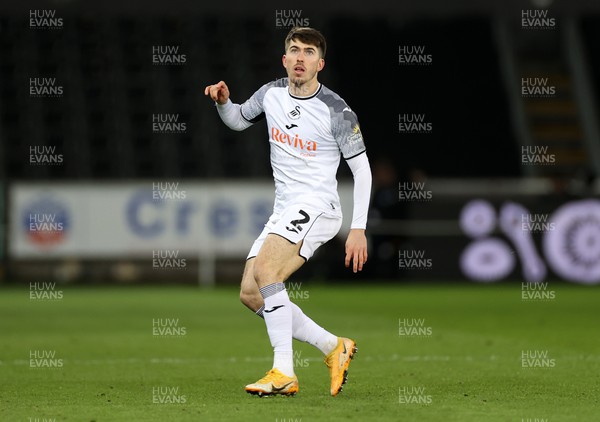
239;258;264;312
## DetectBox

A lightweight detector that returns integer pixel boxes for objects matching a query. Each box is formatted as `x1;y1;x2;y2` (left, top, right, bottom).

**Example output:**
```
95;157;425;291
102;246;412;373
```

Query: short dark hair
284;27;326;59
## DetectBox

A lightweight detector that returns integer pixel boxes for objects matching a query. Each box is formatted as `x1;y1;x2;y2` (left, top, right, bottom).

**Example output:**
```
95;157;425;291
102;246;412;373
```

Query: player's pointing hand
204;80;230;105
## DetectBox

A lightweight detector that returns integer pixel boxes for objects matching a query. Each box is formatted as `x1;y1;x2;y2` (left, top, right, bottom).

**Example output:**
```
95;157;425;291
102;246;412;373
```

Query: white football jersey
240;78;366;217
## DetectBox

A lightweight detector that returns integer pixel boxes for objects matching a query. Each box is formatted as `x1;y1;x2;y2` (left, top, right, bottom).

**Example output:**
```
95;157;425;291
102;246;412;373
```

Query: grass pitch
1;282;599;421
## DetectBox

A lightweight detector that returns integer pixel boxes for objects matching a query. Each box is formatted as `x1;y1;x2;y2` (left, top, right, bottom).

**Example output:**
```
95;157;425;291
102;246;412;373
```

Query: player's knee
239;289;251;307
253;259;284;286
239;289;262;312
253;256;271;285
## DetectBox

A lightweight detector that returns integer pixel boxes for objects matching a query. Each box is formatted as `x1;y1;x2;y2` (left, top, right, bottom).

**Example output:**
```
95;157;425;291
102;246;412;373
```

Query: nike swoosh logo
285;124;298;129
337;342;348;368
271;381;293;392
264;305;285;313
343;107;351;112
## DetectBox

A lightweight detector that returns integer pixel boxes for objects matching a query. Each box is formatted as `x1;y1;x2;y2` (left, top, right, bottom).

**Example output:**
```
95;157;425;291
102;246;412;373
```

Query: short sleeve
332;108;367;160
240;78;287;123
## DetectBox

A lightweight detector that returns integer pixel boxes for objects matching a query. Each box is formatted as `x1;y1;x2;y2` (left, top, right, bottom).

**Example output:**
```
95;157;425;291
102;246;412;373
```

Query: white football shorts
247;205;342;261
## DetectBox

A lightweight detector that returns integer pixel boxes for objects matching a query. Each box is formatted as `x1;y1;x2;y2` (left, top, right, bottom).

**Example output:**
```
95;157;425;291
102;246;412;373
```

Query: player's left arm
344;152;372;273
332;105;372;272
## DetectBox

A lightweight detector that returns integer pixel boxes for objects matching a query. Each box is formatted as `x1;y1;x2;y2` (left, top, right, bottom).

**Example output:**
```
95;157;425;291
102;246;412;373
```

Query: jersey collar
288;83;322;100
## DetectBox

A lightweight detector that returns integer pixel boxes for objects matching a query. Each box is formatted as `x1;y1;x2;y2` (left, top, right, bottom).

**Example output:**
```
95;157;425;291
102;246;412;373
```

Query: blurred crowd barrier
4;179;599;285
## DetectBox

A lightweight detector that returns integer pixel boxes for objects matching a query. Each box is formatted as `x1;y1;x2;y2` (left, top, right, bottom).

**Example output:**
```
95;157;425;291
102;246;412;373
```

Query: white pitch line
1;354;599;366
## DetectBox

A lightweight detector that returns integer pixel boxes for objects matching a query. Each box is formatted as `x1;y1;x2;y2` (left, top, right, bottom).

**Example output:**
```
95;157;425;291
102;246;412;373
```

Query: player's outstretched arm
344;153;372;273
204;80;252;131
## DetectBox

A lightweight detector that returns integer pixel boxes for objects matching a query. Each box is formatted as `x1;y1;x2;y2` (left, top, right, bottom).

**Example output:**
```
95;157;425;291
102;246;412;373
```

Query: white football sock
262;289;294;377
290;302;338;355
255;298;338;355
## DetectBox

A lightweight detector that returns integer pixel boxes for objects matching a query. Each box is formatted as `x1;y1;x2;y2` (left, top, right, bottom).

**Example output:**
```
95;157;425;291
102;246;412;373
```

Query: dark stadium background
1;0;598;284
2;1;600;421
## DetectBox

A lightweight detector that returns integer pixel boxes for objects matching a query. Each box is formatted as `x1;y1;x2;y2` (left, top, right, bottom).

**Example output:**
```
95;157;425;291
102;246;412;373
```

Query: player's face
283;39;324;92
